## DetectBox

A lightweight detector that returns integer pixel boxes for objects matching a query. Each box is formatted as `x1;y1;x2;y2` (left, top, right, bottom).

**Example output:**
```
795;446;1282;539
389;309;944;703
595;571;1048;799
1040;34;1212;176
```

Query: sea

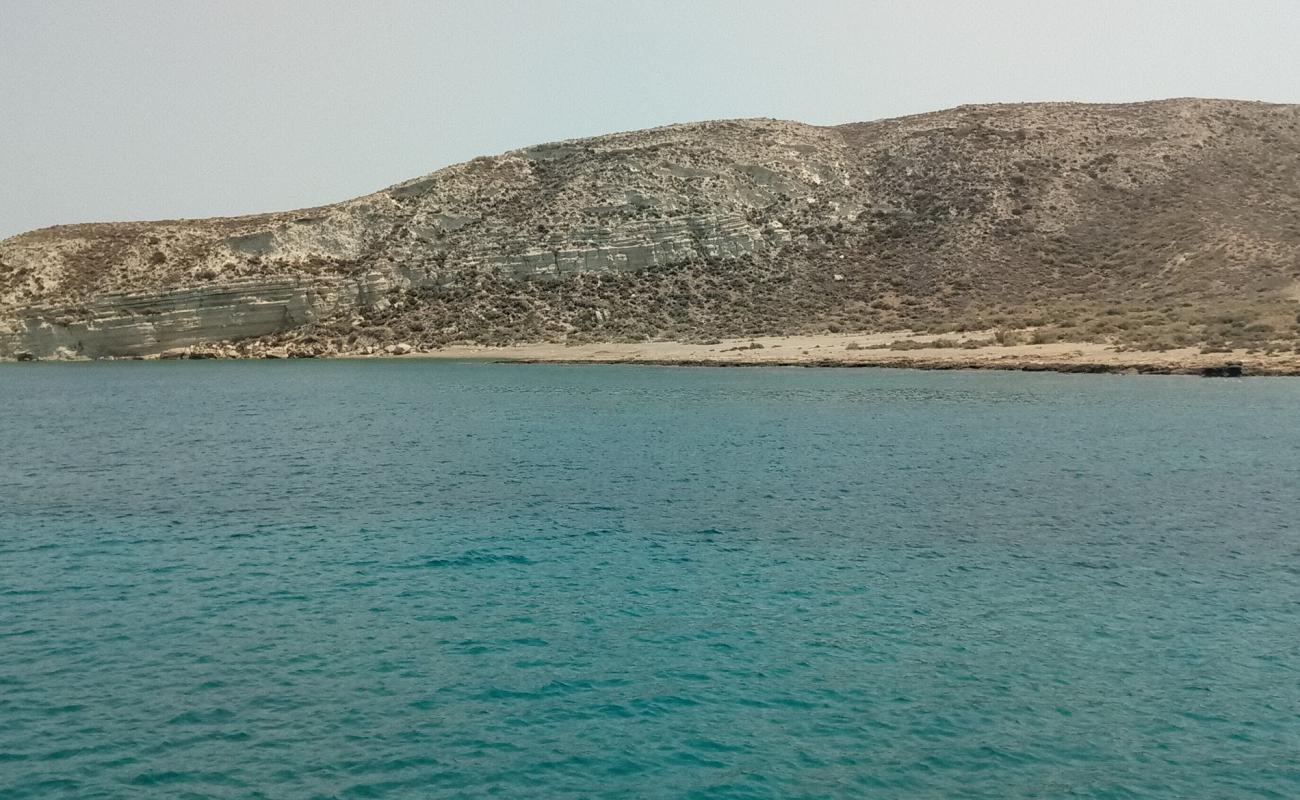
1;361;1298;799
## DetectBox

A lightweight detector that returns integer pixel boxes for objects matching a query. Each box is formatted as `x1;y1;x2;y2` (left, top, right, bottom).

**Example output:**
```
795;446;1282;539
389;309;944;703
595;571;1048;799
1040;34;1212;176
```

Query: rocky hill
3;98;1300;359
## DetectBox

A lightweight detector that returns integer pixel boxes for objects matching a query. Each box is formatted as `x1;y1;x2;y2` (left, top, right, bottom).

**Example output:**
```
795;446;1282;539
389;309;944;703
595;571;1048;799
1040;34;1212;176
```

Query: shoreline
7;330;1299;375
342;331;1297;376
496;357;1262;376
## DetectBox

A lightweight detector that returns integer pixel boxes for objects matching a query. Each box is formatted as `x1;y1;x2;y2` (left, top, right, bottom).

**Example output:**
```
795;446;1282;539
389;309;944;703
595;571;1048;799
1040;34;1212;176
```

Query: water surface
1;362;1298;798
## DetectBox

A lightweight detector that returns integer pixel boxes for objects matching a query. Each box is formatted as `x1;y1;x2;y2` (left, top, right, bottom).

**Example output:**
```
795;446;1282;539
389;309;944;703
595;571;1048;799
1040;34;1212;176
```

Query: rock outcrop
0;271;407;359
4;100;1300;358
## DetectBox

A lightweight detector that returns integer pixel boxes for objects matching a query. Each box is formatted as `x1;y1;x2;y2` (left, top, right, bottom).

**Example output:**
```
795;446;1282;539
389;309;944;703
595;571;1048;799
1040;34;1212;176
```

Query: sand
380;330;1300;376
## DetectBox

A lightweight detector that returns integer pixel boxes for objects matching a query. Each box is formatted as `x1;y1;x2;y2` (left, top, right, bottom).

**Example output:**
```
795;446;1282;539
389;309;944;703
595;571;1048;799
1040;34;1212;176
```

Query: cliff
4;99;1300;359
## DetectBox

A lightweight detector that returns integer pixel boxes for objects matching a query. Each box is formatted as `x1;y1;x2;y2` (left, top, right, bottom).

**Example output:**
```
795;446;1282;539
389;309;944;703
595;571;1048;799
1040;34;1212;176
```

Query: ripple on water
1;363;1299;798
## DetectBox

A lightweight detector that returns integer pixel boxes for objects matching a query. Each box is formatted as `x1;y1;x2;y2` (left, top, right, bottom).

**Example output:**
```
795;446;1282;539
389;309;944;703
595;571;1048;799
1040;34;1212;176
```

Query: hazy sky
3;0;1299;238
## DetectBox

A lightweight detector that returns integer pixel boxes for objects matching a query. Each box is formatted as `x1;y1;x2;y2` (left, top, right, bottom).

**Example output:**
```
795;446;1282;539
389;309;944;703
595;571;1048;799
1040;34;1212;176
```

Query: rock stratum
4;99;1300;361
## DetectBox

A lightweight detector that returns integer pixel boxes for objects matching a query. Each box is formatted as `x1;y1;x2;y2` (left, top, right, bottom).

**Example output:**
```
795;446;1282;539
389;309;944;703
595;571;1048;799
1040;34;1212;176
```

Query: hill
3;98;1300;364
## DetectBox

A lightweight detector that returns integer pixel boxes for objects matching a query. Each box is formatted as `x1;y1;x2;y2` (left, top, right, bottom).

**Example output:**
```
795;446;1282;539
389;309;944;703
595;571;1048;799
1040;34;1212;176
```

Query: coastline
407;333;1292;375
301;330;1299;376
6;330;1299;375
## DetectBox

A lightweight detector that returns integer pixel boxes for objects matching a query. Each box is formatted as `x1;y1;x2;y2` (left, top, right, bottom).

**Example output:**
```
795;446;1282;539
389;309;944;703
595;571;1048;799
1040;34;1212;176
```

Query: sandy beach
376;330;1300;375
14;328;1295;375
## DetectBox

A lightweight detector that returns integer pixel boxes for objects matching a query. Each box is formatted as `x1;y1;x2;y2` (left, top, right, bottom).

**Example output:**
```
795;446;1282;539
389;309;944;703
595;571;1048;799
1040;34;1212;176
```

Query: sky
3;0;1299;239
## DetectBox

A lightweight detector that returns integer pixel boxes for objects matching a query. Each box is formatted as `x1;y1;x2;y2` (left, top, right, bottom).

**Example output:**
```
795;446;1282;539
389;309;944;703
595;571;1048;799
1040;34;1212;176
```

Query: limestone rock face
4;100;1300;357
0;272;402;358
2;118;841;357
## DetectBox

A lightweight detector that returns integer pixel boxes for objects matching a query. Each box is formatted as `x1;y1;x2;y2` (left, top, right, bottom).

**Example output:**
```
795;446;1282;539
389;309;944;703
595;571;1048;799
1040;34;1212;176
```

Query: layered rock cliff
4;99;1300;358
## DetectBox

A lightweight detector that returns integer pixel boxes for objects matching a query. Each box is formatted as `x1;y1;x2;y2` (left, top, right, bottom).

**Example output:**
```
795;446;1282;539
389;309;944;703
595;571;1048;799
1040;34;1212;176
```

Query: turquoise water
1;362;1298;799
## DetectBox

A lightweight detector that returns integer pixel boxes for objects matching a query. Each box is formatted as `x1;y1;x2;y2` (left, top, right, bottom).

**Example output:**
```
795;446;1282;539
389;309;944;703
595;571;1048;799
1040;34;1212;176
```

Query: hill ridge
3;98;1300;361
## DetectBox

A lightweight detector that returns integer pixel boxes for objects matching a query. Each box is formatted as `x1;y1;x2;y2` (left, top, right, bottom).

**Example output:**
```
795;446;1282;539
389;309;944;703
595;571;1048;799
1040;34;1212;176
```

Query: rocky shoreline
5;331;1289;377
503;357;1262;376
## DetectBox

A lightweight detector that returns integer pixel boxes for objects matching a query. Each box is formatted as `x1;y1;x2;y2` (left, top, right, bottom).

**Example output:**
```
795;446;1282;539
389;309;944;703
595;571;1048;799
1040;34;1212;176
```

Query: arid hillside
3;98;1300;359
